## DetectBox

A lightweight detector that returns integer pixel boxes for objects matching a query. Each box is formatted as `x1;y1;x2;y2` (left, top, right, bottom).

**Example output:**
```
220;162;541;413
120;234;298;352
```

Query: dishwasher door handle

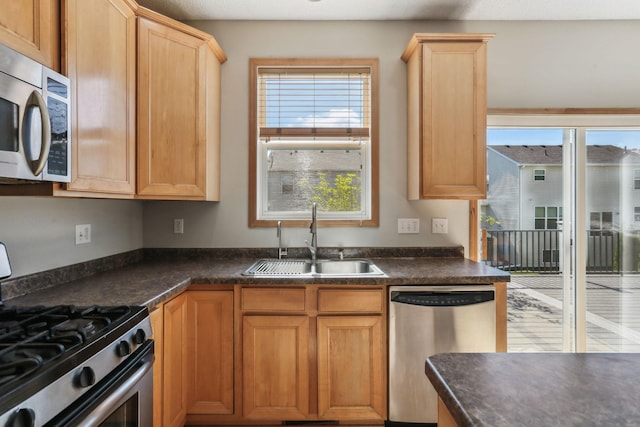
390;290;495;307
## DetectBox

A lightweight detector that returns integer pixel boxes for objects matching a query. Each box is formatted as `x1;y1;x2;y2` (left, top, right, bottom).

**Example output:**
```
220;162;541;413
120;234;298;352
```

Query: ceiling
135;0;640;21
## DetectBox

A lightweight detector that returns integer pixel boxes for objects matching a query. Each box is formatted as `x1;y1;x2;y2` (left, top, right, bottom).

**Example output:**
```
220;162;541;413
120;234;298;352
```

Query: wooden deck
507;274;640;352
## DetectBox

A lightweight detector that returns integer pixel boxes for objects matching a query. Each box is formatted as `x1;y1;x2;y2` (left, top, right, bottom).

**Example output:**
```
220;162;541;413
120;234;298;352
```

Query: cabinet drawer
318;289;384;313
241;288;306;312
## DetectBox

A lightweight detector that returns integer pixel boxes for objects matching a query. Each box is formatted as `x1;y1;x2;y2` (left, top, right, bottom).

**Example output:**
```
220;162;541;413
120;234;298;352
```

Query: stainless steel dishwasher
388;285;496;426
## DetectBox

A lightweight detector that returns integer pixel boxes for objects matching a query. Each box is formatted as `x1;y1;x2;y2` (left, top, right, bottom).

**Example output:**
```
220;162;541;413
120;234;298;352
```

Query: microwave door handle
23;90;52;176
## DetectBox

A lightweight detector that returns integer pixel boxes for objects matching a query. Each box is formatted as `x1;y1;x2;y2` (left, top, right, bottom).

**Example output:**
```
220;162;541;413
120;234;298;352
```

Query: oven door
45;340;154;427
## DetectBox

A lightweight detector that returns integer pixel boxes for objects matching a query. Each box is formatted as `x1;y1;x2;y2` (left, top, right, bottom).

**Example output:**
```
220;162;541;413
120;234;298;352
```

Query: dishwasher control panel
390;290;494;306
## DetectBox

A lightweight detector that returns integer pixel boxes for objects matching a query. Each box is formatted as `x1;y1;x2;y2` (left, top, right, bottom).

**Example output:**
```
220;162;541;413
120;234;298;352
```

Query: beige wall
2;19;639;277
143;19;640;254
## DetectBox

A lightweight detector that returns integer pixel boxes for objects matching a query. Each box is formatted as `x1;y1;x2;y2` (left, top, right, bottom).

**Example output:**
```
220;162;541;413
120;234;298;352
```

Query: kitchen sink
242;258;385;277
314;259;383;275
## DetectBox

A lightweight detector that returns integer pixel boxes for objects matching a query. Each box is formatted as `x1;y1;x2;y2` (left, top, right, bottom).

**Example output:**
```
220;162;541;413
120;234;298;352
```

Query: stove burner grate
0;305;133;389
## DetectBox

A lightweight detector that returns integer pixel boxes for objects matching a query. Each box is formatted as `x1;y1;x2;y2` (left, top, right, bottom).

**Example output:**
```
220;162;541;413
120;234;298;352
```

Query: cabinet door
243;315;309;420
317;316;386;420
149;307;163;427
163;292;188;427
420;40;488;199
0;0;59;70
63;0;136;196
137;17;208;199
186;291;234;415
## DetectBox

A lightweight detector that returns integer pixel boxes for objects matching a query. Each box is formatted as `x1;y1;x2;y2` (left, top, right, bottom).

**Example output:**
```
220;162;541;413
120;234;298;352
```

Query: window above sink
248;57;380;228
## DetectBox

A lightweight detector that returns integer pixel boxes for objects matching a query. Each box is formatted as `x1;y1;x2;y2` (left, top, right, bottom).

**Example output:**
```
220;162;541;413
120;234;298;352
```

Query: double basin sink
243;258;385;278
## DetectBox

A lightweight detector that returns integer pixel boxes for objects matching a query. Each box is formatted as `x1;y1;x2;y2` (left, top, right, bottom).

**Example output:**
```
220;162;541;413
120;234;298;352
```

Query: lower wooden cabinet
154;285;386;426
162;292;188;427
437;396;459;427
240;286;387;423
186;291;234;415
149;306;163;427
317;315;385;420
243;315;310;420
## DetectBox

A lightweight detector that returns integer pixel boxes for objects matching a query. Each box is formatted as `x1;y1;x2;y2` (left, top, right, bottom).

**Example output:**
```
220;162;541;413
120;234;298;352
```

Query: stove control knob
133;328;147;344
76;367;96;388
116;340;131;357
7;408;35;427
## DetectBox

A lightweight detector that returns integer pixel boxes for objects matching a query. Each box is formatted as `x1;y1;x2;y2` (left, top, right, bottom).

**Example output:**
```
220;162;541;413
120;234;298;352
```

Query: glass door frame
486;111;640;352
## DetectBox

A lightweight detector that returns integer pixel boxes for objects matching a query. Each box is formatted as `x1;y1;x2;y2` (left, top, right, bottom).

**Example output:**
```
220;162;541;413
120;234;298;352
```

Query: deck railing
483;229;640;273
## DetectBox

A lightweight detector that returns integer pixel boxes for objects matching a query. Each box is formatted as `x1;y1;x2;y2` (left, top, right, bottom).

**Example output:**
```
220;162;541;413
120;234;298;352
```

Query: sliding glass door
484;126;572;352
584;129;640;352
485;114;640;353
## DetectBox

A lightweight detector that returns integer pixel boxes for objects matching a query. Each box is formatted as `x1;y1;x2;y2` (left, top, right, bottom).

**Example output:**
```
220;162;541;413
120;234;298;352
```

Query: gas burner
0;342;65;388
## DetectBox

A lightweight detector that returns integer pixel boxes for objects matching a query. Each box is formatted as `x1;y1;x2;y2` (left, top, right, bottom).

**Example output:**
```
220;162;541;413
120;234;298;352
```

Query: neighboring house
266;149;362;213
485;145;640;232
483;145;640;271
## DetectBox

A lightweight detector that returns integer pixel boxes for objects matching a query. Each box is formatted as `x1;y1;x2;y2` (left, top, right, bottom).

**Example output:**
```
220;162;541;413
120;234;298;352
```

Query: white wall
2;20;639;277
142;19;640;254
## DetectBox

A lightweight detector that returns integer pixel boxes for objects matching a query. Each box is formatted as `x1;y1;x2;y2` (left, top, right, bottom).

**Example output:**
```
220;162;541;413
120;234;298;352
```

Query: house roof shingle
489;145;640;165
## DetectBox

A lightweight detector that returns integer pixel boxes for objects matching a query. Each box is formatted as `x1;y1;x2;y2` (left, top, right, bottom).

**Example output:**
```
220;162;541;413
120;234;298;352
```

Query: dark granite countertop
425;352;640;427
2;247;510;310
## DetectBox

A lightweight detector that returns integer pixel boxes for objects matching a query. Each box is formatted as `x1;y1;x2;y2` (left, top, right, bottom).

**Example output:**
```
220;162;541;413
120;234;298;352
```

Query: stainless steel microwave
0;44;71;183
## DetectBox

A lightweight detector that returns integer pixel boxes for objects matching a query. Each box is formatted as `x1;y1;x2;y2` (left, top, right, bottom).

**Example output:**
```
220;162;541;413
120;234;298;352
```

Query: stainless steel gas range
0;304;154;426
0;243;153;427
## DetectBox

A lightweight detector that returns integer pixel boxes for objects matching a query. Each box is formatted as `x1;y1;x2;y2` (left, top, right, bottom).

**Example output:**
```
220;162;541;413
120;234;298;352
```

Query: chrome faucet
305;203;318;262
277;220;287;259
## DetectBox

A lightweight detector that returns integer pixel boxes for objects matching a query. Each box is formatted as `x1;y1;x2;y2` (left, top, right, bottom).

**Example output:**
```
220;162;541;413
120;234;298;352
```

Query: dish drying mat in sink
245;260;309;276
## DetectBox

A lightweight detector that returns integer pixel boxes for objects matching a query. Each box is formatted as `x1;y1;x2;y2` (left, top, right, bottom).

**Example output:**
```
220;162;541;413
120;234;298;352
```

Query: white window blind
257;68;371;138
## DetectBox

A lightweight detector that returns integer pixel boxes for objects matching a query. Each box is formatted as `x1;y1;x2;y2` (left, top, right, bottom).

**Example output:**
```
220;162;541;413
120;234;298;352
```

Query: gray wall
2;19;639;277
0;197;143;277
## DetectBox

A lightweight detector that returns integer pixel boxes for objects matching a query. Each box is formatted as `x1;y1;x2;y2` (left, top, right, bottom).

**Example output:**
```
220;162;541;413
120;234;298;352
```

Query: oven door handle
83;354;153;427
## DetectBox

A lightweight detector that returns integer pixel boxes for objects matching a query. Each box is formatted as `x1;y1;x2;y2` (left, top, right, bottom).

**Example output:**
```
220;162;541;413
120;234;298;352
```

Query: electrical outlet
173;218;184;234
75;224;91;244
398;218;420;234
432;218;448;234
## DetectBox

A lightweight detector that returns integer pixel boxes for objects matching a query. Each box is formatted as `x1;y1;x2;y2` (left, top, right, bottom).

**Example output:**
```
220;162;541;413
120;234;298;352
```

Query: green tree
308;172;361;211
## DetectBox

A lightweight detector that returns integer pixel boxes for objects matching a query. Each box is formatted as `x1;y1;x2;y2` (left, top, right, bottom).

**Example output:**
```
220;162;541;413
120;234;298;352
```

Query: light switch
432;218;448;234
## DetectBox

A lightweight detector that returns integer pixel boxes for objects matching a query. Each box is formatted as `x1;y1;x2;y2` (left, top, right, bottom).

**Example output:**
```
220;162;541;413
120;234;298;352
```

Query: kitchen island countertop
425;352;640;427
3;248;509;309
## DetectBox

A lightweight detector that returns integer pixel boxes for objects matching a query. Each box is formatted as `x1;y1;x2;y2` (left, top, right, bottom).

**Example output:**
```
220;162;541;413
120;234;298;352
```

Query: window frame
249;58;379;228
634;169;640;190
535;206;562;230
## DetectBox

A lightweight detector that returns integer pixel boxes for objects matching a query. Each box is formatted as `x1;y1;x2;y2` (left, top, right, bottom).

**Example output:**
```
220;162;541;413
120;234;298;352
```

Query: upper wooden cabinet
62;0;137;196
136;8;227;200
0;0;60;70
402;33;493;200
